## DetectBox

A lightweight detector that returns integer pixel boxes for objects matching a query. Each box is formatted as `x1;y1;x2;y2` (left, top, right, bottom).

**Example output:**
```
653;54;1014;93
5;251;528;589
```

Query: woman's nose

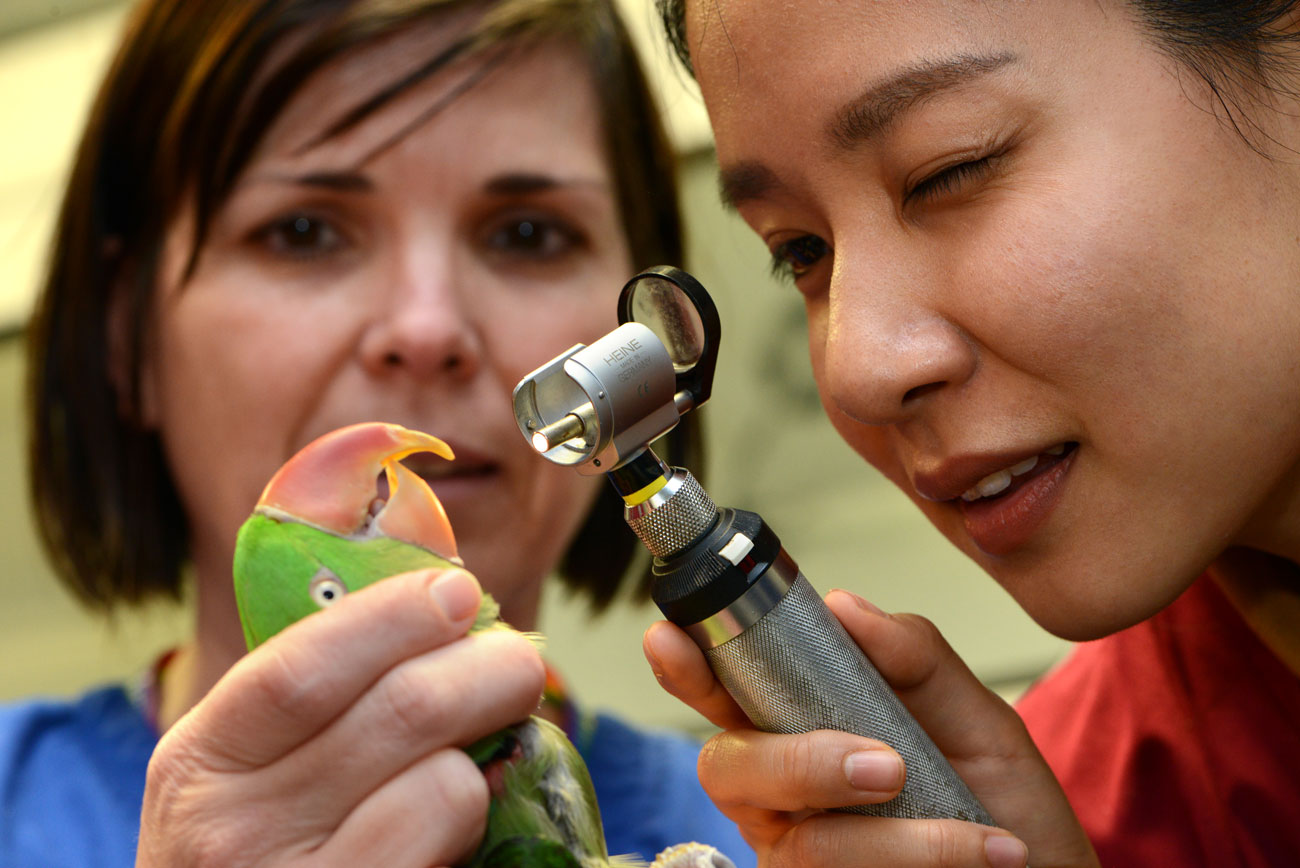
359;265;483;381
818;262;976;427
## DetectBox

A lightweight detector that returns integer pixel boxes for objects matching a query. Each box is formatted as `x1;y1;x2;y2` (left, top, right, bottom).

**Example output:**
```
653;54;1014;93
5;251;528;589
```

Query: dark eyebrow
243;170;607;198
830;52;1017;149
483;173;608;196
245;171;375;192
717;162;782;212
718;52;1017;210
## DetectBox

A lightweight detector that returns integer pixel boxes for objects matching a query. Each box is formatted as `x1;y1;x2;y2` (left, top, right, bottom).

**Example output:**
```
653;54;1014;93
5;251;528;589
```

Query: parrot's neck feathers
474;593;544;650
478;591;503;625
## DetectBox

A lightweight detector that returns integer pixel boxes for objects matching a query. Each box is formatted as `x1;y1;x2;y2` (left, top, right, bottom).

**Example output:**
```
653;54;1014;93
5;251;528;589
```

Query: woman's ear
105;241;159;429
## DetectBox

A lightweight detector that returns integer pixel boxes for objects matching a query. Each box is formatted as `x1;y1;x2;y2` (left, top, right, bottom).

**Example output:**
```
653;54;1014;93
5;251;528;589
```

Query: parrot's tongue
372;468;392;508
365;483;387;521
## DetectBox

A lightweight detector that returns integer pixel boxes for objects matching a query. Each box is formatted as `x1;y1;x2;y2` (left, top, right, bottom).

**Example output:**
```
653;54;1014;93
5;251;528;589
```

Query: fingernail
843;749;904;793
642;632;668;685
429;570;480;622
984;835;1028;868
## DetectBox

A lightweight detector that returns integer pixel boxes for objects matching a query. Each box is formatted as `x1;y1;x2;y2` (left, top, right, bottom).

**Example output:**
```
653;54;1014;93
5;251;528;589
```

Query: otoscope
511;266;995;824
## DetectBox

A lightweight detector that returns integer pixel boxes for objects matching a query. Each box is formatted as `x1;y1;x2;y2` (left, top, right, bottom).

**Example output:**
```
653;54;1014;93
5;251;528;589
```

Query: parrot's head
233;422;462;649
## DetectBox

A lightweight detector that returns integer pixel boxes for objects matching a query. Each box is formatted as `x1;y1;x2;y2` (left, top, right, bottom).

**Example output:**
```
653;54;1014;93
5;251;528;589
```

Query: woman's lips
957;444;1077;556
402;451;500;500
402;450;493;479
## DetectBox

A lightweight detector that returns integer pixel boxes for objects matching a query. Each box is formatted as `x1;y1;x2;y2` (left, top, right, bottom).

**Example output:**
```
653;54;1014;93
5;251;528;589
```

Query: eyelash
769;234;831;284
907;155;996;204
482;213;587;262
251;213;347;261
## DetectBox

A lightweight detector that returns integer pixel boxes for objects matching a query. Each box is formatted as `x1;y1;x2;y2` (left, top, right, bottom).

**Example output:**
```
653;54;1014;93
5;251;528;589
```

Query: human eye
250;213;348;260
906;155;997;205
769;234;831;284
482;213;587;262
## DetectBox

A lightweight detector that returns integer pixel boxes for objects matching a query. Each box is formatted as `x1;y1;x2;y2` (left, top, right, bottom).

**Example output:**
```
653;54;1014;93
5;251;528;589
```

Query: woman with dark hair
0;1;753;866
644;1;1300;866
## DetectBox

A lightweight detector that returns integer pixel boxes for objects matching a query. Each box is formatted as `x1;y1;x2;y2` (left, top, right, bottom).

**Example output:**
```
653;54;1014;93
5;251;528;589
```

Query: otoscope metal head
511;266;721;474
512;322;680;473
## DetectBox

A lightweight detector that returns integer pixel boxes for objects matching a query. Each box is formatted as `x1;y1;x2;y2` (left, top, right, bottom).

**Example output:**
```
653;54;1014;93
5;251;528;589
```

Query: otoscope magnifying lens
626;275;706;373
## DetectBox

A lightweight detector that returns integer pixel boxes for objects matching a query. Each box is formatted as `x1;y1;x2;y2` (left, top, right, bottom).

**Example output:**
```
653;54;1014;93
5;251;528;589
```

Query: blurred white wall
0;1;1069;734
0;5;129;330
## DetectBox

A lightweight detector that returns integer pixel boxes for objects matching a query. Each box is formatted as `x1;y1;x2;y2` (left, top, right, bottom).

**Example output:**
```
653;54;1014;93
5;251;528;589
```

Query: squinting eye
309;571;348;608
907;156;996;204
484;216;584;260
770;235;830;283
255;214;345;259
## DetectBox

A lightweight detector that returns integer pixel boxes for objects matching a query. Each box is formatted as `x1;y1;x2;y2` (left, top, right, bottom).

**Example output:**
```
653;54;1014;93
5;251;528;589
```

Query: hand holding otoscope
511;267;995;826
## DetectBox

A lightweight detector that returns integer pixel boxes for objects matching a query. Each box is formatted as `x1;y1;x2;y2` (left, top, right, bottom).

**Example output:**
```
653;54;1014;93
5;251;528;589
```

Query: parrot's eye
309;571;348;608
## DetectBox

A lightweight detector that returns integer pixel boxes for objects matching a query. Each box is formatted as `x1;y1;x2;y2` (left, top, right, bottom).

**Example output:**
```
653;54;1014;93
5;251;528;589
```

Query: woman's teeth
960;444;1067;502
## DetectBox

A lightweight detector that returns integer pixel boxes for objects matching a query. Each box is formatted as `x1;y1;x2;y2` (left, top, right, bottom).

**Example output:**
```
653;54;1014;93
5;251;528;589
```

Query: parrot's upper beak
256;422;460;561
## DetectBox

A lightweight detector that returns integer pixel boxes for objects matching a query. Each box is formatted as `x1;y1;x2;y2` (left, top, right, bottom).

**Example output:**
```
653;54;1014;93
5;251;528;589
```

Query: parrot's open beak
255;422;460;561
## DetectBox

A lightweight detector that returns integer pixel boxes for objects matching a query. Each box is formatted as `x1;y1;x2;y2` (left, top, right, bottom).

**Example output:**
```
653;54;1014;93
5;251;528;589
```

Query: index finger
178;567;484;768
643;619;752;731
822;589;1031;761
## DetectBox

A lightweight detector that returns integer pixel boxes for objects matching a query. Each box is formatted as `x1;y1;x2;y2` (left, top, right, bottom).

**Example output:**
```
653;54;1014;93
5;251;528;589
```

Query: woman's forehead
688;0;1135;149
250;13;493;165
246;25;601;180
687;0;978;64
239;31;609;191
685;0;1119;80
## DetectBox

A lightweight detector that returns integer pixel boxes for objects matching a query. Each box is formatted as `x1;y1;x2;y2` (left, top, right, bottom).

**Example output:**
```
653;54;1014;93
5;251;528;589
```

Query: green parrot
232;421;735;868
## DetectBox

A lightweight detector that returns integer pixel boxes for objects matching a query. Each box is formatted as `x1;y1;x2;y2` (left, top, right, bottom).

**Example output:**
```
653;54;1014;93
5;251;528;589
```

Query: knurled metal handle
705;571;994;823
625;469;718;557
632;469;994;824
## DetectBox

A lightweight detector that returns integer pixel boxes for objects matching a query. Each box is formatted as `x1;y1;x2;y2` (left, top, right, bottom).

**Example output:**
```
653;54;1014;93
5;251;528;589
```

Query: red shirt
1016;575;1300;866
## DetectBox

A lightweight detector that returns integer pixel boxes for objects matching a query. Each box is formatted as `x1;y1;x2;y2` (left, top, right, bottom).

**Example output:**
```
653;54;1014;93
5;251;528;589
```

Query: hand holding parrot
135;425;547;867
137;553;539;867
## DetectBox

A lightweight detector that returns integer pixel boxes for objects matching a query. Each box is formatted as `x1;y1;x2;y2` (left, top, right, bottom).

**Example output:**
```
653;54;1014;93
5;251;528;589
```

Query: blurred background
0;0;1070;735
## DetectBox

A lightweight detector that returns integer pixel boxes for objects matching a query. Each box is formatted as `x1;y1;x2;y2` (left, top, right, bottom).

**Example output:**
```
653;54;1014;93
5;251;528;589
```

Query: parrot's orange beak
256;422;459;561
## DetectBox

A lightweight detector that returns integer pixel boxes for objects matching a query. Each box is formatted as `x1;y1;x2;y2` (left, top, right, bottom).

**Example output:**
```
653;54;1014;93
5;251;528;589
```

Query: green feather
233;514;488;648
465;716;613;868
480;838;582;868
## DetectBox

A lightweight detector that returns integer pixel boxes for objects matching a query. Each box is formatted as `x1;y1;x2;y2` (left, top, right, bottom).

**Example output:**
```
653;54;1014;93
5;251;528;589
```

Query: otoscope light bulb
532;413;587;453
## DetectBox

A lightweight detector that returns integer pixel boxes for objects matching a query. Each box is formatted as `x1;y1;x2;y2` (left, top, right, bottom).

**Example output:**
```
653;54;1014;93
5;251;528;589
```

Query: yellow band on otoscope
621;474;668;507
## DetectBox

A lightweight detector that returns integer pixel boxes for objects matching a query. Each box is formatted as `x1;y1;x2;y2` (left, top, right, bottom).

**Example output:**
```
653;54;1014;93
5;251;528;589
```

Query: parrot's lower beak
256;422;459;560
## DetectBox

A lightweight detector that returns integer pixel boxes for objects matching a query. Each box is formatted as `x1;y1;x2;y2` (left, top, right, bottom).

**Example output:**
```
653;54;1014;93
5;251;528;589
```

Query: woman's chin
1007;573;1193;642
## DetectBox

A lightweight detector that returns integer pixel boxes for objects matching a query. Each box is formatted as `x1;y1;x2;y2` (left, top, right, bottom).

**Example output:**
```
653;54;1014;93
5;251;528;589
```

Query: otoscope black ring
618;265;722;409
